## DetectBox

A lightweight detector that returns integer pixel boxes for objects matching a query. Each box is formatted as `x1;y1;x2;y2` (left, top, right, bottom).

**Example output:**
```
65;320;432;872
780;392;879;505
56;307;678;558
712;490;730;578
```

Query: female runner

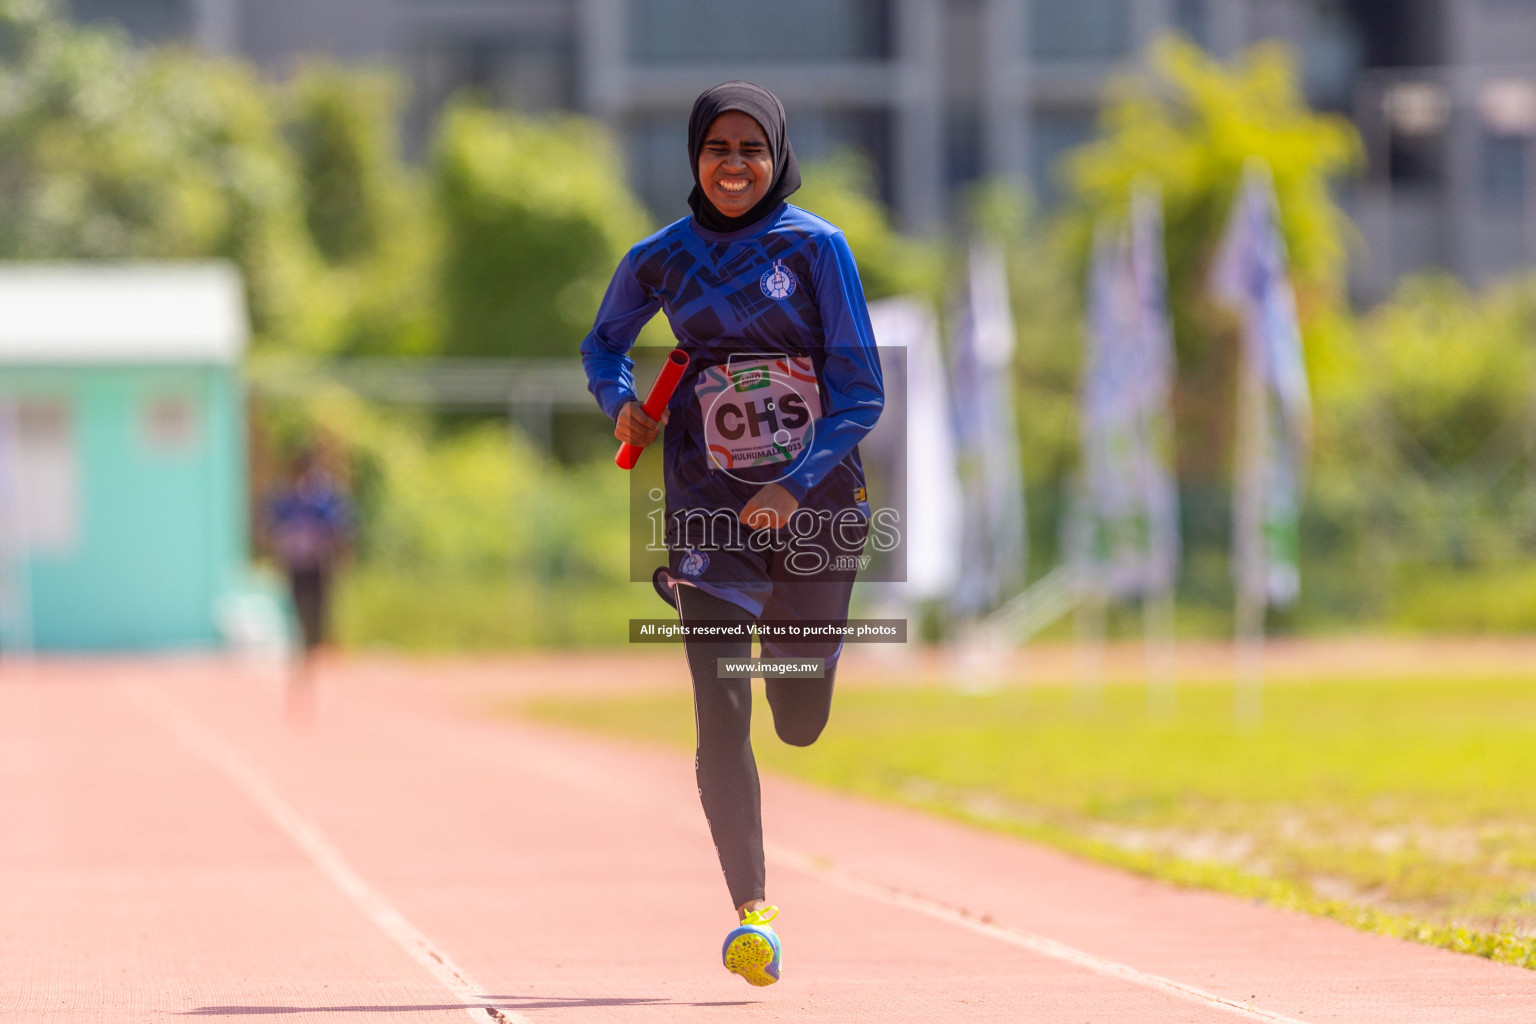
581;81;883;987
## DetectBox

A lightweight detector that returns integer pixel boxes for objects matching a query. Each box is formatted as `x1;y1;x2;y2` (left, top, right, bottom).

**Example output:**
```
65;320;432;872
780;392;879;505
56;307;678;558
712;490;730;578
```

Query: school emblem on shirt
760;260;797;300
679;548;710;577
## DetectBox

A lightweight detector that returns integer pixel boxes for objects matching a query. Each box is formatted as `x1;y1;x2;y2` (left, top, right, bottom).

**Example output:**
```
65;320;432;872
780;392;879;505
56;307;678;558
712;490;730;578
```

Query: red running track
1;657;1533;1022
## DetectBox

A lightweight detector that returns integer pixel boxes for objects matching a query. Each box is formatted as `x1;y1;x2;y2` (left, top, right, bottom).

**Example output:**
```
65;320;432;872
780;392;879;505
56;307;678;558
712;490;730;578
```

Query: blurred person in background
265;446;354;700
582;81;883;988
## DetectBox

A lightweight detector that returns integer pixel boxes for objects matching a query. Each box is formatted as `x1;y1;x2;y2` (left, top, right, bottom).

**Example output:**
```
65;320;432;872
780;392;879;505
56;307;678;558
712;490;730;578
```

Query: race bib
695;355;822;472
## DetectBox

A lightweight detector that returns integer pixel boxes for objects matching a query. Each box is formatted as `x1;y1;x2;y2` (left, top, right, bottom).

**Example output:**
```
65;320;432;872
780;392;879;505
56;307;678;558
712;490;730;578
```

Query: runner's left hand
740;483;799;531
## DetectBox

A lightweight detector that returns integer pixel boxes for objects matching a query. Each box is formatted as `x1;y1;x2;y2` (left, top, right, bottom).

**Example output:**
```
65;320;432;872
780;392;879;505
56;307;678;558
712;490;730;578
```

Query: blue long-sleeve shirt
581;202;883;514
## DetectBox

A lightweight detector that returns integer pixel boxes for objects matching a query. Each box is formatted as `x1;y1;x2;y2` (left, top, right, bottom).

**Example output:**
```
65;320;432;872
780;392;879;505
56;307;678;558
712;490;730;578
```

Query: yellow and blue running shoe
722;905;781;986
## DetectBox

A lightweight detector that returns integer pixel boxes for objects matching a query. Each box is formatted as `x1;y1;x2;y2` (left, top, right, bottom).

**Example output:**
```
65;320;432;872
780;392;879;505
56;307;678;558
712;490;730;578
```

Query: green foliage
1359;274;1536;473
1297;271;1536;629
1064;38;1360;283
0;0;320;340
527;675;1536;970
283;61;439;356
265;390;628;579
336;570;654;649
0;3;441;357
287;64;400;266
431;105;653;357
261;389;648;648
795;153;942;303
1390;564;1536;634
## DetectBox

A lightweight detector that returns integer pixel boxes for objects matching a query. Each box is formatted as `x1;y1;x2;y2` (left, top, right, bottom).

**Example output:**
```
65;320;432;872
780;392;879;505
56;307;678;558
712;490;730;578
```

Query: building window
1029;110;1095;203
627;115;693;222
784;108;894;213
1382;81;1449;187
1173;0;1209;50
142;395;198;454
946;105;984;192
11;399;79;556
629;0;891;64
1299;1;1363;112
1483;133;1528;208
1028;0;1129;62
415;32;575;118
67;0;192;44
1388;130;1444;187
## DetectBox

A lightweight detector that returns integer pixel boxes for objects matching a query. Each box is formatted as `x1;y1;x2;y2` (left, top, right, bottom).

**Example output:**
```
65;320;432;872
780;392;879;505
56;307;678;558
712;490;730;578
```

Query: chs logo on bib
760;260;797;300
695;355;822;474
679;548;710;577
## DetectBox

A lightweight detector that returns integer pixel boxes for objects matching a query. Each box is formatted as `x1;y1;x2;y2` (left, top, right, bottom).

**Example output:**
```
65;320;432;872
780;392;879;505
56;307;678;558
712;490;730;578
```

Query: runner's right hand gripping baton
615;348;690;470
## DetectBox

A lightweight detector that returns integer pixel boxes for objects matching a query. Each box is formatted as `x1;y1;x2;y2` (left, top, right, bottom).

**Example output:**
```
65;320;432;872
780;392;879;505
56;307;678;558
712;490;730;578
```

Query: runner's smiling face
697;112;773;219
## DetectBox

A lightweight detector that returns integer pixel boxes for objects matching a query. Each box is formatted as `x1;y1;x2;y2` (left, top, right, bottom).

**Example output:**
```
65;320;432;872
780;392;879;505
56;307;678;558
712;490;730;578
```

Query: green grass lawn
519;675;1536;969
336;569;658;649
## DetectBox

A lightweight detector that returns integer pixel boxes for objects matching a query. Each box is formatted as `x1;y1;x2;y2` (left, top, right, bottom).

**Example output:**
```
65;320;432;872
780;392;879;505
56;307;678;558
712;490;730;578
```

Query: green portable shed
0;262;250;652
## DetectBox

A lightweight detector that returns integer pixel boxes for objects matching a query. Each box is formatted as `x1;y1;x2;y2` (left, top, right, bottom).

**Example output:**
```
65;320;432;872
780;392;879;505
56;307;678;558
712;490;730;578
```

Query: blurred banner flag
1210;161;1312;620
865;298;963;601
1071;185;1180;599
950;240;1027;616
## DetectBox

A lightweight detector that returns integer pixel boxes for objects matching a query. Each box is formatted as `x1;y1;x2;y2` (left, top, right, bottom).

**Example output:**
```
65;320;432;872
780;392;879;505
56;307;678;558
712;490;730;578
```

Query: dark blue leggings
677;585;835;908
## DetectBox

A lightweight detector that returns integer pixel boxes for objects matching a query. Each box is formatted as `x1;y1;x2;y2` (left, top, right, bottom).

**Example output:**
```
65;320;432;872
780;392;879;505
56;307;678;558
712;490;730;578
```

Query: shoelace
741;905;779;927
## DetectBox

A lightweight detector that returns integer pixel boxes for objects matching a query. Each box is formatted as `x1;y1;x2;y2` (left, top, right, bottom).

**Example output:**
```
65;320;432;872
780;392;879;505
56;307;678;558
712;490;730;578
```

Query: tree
795;152;941;303
288;63;402;266
431;105;652;358
285;62;438;356
0;0;321;345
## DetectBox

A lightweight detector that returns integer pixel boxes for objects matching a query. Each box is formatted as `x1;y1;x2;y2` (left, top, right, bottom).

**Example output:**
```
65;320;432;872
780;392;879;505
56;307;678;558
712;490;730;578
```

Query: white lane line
764;842;1308;1024
128;686;529;1024
479;724;1306;1023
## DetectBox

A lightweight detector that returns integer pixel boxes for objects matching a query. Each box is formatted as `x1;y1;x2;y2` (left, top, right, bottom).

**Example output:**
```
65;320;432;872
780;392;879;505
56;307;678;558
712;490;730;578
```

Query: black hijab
687;81;801;234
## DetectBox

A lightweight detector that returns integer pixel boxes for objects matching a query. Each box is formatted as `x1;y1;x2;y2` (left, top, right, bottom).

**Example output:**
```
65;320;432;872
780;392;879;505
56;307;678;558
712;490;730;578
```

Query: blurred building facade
1350;0;1536;298
70;0;1536;300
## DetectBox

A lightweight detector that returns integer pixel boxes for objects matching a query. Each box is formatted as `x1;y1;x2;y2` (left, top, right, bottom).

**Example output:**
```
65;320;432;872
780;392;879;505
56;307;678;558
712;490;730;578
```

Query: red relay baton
615;348;690;469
